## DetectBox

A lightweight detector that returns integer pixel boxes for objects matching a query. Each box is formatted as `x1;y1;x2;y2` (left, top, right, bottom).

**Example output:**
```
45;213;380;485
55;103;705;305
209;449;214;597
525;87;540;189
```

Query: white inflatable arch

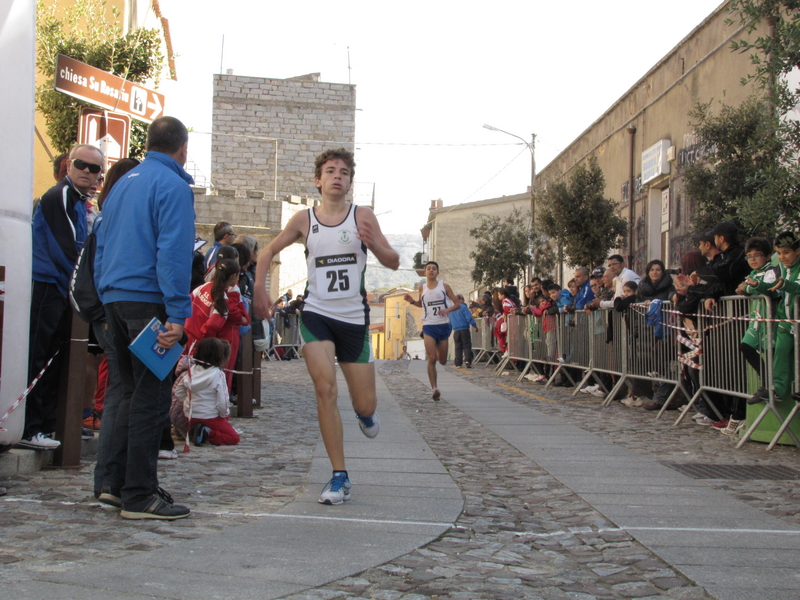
0;0;34;445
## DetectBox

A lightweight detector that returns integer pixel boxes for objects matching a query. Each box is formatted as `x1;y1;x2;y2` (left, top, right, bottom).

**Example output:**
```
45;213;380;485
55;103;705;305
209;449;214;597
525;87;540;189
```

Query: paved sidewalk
1;358;798;600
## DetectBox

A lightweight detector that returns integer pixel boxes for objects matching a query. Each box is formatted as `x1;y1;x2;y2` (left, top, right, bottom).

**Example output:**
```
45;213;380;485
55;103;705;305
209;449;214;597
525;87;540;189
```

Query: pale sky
156;0;726;235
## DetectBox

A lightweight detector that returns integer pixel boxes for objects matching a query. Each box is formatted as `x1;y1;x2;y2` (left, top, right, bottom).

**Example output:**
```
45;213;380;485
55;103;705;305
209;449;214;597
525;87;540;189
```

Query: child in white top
174;338;240;447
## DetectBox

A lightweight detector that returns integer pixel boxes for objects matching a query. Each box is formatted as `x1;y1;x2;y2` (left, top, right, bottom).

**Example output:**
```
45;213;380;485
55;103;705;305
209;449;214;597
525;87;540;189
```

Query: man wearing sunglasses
21;145;105;451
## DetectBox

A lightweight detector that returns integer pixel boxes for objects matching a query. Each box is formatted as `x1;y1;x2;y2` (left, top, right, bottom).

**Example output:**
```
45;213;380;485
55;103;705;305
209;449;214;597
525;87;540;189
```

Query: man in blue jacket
20;144;104;450
94;116;195;520
451;294;477;368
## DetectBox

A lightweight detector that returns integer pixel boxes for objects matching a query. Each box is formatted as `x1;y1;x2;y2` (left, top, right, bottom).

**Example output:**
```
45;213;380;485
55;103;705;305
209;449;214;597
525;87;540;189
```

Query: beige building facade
426;1;767;288
536;2;764;276
424;193;530;299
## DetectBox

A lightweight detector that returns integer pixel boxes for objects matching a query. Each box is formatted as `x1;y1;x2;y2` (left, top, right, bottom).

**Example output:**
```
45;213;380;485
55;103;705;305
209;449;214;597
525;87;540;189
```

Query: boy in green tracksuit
745;231;800;403
738;237;780;408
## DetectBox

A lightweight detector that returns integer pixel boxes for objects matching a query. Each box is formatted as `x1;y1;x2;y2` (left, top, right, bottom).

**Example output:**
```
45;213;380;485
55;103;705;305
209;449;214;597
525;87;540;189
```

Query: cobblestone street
1;359;798;599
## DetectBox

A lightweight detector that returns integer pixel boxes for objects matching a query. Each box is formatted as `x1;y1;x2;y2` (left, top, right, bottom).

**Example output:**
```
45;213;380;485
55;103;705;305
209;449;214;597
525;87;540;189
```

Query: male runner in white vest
404;261;460;401
254;148;399;505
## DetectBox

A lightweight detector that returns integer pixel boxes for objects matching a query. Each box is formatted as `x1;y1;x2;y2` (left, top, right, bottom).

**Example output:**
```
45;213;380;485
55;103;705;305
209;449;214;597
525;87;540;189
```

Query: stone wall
211;72;356;214
193;189;313;300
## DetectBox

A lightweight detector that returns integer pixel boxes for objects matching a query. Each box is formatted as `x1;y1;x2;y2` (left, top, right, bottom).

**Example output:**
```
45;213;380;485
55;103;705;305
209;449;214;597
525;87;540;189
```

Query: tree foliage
678;1;800;236
538;156;628;269
36;0;166;157
682;97;790;235
468;207;532;287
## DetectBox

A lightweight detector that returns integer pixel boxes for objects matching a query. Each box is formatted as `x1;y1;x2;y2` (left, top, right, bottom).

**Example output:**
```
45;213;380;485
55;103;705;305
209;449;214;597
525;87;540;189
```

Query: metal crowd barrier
493;295;800;449
599;302;693;418
761;296;800;450
472;316;499;364
269;313;302;360
495;313;532;375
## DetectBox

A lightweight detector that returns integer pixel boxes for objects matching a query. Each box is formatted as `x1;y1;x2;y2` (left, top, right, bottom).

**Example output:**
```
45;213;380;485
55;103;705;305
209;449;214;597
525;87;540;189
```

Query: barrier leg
765;401;800;451
571;369;595;397
236;331;254;418
602;375;626;407
253;352;262;409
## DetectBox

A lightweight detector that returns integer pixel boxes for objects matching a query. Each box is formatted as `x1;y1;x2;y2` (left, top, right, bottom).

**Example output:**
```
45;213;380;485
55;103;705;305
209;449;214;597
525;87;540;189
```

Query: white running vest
420;280;451;325
303;205;369;325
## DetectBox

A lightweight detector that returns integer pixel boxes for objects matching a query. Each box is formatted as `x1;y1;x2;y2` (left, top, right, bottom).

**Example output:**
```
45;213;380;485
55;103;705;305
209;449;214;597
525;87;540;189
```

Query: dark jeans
453;328;473;367
103;302;173;509
92;320;122;494
25;280;72;438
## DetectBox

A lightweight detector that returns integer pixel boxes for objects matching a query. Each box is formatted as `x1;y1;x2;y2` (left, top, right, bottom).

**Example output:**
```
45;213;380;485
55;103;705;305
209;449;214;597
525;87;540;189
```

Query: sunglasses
72;158;103;174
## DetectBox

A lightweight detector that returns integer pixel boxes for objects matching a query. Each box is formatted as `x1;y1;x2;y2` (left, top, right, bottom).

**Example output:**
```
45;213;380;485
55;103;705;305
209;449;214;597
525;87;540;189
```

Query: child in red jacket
184;259;250;391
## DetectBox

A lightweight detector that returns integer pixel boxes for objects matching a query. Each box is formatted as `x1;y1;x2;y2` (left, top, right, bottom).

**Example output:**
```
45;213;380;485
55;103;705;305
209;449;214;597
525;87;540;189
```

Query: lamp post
483;124;537;276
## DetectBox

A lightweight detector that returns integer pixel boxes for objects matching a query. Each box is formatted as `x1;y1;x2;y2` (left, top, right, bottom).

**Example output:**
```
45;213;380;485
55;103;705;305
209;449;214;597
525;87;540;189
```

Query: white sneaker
356;411;380;439
621;397;644;407
158;449;178;460
695;415;715;426
580;384;600;394
17;433;61;450
589;389;605;397
319;472;351;505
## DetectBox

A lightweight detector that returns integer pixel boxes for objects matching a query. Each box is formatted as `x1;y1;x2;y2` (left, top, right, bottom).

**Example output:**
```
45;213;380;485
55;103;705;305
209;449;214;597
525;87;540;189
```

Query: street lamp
483;124;537;275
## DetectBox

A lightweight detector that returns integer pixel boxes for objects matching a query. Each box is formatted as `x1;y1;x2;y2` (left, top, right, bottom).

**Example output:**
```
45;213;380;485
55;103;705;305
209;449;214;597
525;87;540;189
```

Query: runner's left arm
355;207;399;270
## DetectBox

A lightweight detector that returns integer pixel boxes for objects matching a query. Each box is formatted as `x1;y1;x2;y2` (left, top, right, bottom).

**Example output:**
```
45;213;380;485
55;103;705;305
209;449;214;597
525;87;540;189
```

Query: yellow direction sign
54;54;165;124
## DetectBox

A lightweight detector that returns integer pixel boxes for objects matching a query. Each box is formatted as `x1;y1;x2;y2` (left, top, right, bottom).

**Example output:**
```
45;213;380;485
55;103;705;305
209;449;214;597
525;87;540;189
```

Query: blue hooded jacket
32;177;89;297
95;151;195;325
449;302;477;331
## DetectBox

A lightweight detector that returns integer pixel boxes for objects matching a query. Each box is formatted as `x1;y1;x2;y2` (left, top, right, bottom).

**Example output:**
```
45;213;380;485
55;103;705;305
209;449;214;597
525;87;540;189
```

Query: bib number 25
326;269;350;293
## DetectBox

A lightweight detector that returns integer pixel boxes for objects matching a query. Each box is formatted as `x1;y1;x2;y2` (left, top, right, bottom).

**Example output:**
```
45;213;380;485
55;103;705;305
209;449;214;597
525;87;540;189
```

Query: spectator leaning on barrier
744;230;800;405
737;237;780;424
597;254;641;309
637;260;675;302
451;294;477;368
504;278;519;303
571;267;595;311
705;220;751;311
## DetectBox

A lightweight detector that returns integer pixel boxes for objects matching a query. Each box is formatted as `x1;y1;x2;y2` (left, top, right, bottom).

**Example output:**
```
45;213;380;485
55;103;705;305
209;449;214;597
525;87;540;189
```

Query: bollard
236;330;254;418
53;313;87;467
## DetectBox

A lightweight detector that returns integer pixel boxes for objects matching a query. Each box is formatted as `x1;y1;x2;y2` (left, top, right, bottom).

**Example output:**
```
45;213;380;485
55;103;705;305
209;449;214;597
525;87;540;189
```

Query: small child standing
745;231;800;405
615;281;640;407
531;287;560;378
175;338;240;447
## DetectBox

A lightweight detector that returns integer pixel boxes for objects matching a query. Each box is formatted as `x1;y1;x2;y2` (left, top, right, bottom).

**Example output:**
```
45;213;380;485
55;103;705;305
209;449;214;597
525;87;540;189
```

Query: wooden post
53;314;87;467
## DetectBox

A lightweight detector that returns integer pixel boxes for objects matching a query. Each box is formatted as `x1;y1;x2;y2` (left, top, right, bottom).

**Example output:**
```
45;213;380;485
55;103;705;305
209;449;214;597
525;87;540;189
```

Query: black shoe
191;423;210;446
465;362;471;368
156;486;175;505
121;495;190;520
747;388;770;405
96;486;122;508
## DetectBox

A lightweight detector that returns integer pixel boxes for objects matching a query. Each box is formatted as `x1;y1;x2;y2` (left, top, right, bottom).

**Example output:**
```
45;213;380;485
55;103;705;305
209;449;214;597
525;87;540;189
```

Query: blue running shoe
319;471;351;505
356;410;380;439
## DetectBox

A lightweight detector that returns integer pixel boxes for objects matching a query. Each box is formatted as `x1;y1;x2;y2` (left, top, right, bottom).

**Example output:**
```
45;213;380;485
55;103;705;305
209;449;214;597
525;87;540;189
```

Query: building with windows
425;1;768;288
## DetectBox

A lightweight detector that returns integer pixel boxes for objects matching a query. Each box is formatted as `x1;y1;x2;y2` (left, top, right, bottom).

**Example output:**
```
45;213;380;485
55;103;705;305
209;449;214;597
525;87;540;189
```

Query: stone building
424;193;530;300
196;71;356;297
425;1;769;289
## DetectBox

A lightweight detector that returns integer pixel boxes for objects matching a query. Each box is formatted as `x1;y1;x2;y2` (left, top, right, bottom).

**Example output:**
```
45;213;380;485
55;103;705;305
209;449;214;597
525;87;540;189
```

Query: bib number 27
326;269;350;293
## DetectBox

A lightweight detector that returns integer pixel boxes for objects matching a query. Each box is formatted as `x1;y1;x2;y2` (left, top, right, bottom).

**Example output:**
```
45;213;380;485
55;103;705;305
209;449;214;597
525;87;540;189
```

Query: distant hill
365;233;424;292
